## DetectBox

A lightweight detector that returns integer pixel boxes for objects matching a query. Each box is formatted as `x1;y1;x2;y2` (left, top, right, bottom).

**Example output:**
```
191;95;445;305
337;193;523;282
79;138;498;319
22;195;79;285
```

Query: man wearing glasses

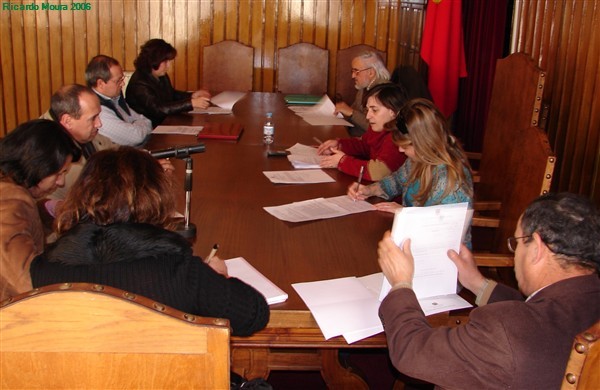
334;51;392;137
85;55;153;147
377;192;600;389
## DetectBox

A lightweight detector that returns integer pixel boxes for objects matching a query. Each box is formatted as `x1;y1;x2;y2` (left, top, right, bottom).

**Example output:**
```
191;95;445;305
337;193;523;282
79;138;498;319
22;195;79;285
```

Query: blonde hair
393;98;472;205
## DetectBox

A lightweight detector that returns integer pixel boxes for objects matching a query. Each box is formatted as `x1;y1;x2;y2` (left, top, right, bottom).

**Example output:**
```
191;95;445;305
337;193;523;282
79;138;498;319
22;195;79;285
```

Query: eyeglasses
351;67;372;75
110;76;125;85
507;235;532;253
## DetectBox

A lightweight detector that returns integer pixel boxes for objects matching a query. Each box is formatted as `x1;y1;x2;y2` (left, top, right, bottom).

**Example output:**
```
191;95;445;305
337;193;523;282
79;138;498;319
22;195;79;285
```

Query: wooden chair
0;283;230;389
335;44;387;104
471;53;556;260
277;43;328;95
561;320;600;389
202;40;254;92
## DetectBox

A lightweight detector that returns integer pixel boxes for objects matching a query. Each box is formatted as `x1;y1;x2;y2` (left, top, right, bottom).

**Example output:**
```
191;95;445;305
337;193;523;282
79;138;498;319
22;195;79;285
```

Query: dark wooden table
148;93;469;388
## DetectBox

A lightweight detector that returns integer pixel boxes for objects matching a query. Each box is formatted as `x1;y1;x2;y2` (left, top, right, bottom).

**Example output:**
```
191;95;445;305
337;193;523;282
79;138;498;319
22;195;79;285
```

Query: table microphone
150;144;205;159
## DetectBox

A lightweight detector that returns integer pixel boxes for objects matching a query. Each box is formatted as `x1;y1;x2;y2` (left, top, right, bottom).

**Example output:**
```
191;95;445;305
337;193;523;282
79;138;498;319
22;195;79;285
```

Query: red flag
421;0;468;117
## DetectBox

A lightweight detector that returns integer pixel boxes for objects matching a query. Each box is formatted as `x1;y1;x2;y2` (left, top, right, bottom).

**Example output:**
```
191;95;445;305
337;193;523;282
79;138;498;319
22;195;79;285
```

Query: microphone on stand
149;144;206;241
150;144;206;159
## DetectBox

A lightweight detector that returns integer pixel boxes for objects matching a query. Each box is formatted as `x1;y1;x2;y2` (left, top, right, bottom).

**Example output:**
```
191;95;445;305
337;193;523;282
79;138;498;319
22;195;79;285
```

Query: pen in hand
355;166;365;199
205;243;219;264
313;136;323;145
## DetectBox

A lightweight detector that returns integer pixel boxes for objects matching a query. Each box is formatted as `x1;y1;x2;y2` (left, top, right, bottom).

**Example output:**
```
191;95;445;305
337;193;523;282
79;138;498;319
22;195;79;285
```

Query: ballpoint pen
313;136;323;145
205;243;219;264
356;166;364;193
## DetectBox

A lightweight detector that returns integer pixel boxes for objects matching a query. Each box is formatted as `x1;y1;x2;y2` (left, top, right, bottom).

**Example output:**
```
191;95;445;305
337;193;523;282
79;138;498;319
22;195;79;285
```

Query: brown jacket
0;180;43;300
379;274;600;389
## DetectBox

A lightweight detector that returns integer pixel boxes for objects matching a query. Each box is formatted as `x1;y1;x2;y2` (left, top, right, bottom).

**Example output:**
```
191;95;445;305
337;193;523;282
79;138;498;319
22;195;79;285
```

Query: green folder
284;94;322;105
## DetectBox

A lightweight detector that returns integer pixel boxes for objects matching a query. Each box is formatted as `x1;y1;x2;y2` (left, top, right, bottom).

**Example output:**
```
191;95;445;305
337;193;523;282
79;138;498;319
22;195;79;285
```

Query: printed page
152;126;203;135
264;196;375;223
291;95;353;126
391;203;467;298
210;91;247;110
263;169;335;184
379;203;470;300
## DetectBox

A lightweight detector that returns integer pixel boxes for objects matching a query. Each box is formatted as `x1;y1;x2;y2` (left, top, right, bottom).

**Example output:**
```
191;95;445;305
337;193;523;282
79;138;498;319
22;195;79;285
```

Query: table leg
231;347;370;389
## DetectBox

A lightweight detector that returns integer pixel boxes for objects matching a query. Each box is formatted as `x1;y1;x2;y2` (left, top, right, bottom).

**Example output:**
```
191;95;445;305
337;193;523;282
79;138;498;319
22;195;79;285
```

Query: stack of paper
289;95;353;126
286;143;321;169
225;257;288;305
264;195;375;223
292;203;473;343
263;170;335;184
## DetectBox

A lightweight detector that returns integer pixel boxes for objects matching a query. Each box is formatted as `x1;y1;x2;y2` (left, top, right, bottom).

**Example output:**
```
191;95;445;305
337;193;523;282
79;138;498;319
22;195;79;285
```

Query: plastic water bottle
263;112;274;145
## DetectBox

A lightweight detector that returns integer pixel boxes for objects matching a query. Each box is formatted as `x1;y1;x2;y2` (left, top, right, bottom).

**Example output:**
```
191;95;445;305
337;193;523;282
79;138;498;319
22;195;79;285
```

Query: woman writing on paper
348;99;473;244
30;147;269;336
317;84;408;181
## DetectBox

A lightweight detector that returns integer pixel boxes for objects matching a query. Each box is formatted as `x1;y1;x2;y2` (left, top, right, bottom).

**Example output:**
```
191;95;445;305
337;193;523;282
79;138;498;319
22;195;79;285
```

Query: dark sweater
30;223;269;336
125;70;193;127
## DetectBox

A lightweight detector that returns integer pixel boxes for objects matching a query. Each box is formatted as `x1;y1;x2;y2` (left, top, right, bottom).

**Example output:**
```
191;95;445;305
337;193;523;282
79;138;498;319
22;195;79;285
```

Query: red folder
197;122;244;141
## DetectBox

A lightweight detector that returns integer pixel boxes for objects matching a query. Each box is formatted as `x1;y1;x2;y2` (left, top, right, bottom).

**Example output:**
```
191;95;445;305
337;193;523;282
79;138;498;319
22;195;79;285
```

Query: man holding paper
378;192;600;389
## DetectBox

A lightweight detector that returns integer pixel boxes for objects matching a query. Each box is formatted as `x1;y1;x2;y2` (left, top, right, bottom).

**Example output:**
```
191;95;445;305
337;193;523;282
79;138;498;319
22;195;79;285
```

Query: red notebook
197;122;244;141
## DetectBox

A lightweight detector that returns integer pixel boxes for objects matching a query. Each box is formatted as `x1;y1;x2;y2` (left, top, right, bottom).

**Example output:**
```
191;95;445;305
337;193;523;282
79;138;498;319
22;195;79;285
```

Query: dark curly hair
521;192;600;272
0;119;80;188
133;39;177;73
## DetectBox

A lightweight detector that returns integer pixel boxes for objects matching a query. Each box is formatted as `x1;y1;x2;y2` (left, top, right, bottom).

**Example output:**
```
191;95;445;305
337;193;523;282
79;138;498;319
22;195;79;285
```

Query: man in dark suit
378;192;600;389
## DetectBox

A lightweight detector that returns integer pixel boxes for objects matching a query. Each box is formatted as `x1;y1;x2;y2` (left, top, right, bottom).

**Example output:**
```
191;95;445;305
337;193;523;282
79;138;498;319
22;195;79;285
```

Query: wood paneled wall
511;0;600;204
0;0;426;135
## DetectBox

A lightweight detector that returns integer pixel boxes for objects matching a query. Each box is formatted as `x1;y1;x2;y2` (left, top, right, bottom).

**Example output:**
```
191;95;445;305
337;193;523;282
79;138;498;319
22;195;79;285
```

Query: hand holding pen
205;243;228;277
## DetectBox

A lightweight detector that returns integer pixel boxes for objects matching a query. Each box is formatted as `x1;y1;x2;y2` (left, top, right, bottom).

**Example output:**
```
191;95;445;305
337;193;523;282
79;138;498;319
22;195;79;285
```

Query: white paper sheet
292;277;382;342
285;143;322;169
378;203;473;315
152;125;202;135
264;195;375;222
291;95;353;126
225;257;288;305
263;169;335;184
189;91;247;114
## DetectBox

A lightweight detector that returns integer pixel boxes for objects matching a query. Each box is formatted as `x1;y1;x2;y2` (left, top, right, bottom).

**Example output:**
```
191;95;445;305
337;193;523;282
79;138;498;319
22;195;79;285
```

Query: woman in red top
317;83;408;181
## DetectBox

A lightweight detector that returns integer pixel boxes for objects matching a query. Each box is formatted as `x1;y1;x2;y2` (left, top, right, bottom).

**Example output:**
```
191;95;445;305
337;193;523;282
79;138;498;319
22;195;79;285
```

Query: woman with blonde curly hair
30;147;269;336
348;98;473;243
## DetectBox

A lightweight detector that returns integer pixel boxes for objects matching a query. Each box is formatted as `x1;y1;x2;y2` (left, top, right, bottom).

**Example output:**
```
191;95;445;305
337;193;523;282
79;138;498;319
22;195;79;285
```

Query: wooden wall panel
512;0;600;204
0;0;425;136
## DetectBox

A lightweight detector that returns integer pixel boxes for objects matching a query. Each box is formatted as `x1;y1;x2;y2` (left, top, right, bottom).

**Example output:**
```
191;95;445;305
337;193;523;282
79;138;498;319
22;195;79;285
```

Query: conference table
147;93;470;388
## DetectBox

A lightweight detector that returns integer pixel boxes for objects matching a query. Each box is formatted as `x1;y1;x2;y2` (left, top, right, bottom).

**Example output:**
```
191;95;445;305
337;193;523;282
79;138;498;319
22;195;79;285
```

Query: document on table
152;125;202;135
263;169;335;184
291;95;353;126
264;195;375;223
378;203;473;315
286;143;321;169
225;257;288;305
292;274;384;344
190;91;246;114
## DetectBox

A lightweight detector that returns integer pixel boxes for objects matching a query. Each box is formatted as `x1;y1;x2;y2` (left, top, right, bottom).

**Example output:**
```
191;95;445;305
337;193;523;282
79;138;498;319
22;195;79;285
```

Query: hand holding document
264;195;375;223
379;203;473;315
289;95;353;126
190;91;246;114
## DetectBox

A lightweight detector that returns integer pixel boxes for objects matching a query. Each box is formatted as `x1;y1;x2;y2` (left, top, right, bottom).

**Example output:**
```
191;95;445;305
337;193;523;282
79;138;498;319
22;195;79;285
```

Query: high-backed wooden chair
277;43;328;95
471;53;556;259
335;44;387;103
561;320;600;389
202;40;254;92
0;283;230;389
